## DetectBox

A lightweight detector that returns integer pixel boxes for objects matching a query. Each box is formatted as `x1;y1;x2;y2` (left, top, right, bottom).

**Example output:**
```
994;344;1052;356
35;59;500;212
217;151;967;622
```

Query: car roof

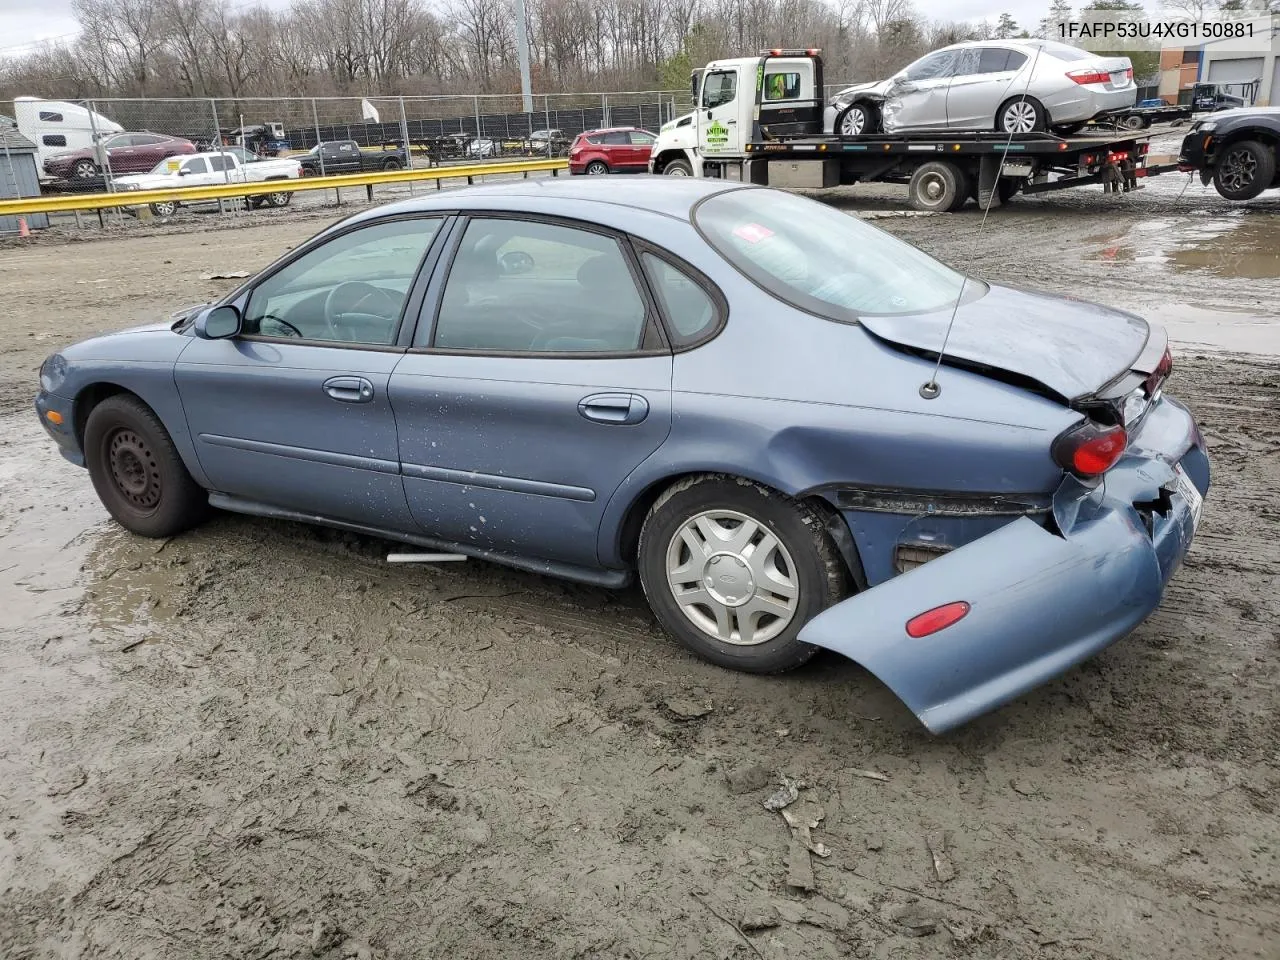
581;126;646;134
369;176;742;223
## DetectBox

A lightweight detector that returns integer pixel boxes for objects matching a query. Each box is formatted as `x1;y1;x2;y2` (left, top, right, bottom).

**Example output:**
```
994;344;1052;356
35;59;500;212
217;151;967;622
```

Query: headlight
1196;121;1217;133
40;354;68;393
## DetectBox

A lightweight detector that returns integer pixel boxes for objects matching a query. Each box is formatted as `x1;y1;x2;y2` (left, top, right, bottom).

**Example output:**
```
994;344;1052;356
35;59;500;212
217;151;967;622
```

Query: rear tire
149;200;177;217
637;476;847;674
382;157;402;170
1119;114;1146;131
264;190;291;208
909;161;967;212
73;159;98;179
585;160;610;175
997;97;1046;134
661;157;693;177
1213;139;1274;201
84;395;208;538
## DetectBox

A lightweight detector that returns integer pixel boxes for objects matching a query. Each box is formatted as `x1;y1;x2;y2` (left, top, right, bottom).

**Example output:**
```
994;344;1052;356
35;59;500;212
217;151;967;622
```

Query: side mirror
194;305;242;340
500;250;534;275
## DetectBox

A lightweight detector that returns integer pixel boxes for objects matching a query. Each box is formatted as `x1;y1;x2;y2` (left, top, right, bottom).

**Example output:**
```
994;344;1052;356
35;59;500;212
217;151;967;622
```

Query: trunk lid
858;283;1149;402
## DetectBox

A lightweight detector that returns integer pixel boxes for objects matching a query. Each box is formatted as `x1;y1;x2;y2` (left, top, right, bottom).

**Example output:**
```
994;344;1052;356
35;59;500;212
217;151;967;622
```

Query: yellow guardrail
0;158;569;217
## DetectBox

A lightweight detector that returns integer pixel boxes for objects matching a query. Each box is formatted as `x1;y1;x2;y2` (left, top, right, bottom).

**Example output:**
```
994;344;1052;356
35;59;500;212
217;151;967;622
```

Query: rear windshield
1028;40;1093;62
694;189;978;318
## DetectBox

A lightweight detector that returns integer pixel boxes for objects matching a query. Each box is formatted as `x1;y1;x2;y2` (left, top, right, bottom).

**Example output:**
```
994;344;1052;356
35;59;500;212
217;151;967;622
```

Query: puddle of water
1090;212;1280;280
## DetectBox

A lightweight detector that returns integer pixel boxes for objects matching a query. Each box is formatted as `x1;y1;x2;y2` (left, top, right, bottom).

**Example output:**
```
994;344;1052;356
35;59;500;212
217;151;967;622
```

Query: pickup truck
1178;107;1280;201
113;147;302;216
298;140;409;175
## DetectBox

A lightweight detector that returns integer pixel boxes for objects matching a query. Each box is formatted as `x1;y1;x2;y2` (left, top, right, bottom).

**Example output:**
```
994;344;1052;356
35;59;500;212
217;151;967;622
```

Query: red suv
568;127;657;175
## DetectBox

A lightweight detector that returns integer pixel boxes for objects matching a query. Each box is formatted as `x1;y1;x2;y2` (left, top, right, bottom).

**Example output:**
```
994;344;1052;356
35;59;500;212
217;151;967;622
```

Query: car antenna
920;41;1047;400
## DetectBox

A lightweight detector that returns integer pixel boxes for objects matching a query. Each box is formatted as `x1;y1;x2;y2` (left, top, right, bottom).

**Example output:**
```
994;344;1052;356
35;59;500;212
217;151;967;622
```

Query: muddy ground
1;154;1278;959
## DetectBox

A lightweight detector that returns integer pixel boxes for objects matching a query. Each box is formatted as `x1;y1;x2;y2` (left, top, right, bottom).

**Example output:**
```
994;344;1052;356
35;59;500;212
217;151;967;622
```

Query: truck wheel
264;190;292;208
997;97;1046;134
1119;114;1146;131
909;161;967;212
149;200;177;217
1213;140;1274;201
382;158;402;170
835;102;879;136
662;158;693;177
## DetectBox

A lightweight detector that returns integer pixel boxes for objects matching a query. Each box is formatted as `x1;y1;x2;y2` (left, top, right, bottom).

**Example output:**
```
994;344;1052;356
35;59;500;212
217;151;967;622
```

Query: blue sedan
34;178;1209;732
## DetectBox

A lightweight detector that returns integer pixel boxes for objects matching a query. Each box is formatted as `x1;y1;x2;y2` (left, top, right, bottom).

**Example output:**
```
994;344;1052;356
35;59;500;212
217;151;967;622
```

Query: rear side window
764;72;801;101
978;48;1013;73
641;253;720;346
38;111;63;122
1034;41;1092;62
208;155;234;171
694;188;975;319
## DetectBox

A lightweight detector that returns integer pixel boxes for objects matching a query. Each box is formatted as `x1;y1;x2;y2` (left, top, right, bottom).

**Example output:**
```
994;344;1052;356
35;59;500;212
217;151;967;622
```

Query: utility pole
514;0;534;113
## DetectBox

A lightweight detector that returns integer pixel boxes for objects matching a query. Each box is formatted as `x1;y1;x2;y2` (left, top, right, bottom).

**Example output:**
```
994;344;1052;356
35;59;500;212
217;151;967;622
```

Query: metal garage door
1208;56;1265;89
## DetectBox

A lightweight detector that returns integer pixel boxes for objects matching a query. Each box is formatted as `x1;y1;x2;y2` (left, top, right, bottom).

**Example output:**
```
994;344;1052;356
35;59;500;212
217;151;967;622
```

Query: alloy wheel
1220;148;1257;192
1002;101;1038;134
840;106;866;136
664;509;799;646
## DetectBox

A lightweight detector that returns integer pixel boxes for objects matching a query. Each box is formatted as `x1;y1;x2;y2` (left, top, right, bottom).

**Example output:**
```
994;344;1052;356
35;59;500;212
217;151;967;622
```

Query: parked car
569;127;657;175
465;137;498;159
528;128;572;155
1178;107;1280;201
112;148;302;216
42;131;197;181
33;178;1208;734
826;39;1135;136
299;140;409;176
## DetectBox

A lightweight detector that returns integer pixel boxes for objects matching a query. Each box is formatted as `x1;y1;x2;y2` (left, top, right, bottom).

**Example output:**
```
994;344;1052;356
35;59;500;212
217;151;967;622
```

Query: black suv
1179;107;1280;201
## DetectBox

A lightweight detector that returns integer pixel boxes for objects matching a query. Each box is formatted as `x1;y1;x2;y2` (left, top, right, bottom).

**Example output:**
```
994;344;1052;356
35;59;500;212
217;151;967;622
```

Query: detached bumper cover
799;408;1208;733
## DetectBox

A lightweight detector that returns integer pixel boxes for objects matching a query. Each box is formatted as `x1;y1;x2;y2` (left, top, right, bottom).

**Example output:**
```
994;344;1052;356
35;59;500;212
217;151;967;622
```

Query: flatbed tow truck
649;48;1182;211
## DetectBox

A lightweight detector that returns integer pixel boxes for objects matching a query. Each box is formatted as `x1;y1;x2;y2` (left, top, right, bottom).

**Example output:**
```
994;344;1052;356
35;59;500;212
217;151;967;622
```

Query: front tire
1213;140;1275;201
998;97;1046;134
637;476;847;674
661;157;693;177
835;102;878;136
84;395;208;538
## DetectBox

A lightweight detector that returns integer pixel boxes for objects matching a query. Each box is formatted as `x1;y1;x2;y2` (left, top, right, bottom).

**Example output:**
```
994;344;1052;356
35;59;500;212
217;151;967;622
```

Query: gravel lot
1;148;1278;959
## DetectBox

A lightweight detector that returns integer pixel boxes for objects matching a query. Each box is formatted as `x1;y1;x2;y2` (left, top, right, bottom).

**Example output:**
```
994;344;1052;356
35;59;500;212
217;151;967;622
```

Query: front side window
694;188;977;318
132;134;163;145
904;51;958;81
764;72;801;101
182;157;208;175
629;131;656;146
432;218;648;353
105;135;131;150
702;70;738;108
244;218;441;344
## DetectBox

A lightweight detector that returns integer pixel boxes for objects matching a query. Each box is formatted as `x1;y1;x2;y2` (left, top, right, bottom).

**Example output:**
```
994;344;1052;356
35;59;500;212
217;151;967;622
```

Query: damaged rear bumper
798;400;1209;734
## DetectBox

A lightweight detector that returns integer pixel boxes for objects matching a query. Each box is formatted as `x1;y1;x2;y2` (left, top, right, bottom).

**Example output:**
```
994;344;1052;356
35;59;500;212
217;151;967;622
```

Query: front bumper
34;390;84;467
799;398;1209;733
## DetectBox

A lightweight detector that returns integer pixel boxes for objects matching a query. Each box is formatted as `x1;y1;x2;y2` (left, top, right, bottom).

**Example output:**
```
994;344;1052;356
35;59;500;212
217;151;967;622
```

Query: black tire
84;394;208;538
1119;114;1146;131
149;200;177;217
1213;139;1275;202
1053;122;1086;136
908;161;966;212
997;96;1047;134
382;157;402;170
661;157;693;177
834;102;879;137
998;178;1019;203
585;159;610;175
637;476;847;674
73;159;98;179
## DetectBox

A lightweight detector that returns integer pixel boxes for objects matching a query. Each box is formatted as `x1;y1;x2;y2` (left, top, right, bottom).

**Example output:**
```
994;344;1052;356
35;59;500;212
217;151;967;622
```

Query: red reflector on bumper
906;601;971;638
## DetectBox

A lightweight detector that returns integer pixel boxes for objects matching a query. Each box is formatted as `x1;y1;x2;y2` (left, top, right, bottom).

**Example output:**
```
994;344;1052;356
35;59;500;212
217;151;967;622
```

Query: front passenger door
175;216;447;529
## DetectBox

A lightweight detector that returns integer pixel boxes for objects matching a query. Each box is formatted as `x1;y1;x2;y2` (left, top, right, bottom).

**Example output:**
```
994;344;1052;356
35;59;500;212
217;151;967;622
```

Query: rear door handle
323;376;374;403
578;393;649;425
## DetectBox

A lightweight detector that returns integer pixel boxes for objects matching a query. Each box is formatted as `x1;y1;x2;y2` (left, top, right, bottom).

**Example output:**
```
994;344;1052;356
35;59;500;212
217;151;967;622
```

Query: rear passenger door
389;214;674;568
947;47;1026;129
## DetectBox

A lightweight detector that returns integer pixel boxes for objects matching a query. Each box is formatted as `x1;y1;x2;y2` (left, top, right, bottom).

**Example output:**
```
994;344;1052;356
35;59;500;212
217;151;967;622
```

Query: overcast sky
0;0;1160;61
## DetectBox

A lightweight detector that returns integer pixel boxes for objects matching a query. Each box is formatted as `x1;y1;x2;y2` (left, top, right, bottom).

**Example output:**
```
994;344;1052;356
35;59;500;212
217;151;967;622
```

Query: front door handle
578;393;649;425
323;376;374;403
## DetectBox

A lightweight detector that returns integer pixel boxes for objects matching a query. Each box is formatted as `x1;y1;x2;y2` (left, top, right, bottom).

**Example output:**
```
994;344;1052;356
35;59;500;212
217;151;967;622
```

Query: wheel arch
605;468;865;592
1218;126;1279;153
652;148;697;175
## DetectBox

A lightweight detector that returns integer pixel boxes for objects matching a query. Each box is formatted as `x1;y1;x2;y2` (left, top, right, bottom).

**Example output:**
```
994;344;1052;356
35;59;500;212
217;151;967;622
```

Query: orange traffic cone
17;217;30;238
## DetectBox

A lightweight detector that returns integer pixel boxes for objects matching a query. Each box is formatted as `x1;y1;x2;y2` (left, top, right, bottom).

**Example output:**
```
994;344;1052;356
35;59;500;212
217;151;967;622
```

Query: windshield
694;188;978;318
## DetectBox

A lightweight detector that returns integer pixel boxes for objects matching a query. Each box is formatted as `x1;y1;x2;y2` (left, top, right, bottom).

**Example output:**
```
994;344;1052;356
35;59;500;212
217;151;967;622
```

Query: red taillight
1067;69;1112;85
906;602;970;639
1143;346;1173;395
1052;421;1128;478
1125;67;1134;80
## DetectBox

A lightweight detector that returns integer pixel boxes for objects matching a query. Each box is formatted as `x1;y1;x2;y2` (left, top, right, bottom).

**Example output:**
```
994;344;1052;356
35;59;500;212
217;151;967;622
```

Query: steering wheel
258;313;304;338
323;281;401;341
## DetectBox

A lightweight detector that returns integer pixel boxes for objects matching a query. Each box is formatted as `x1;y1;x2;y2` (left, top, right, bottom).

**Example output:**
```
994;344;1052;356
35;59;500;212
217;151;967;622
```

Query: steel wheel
665;509;800;647
918;171;946;203
1001;100;1039;134
107;428;162;513
1219;148;1257;193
